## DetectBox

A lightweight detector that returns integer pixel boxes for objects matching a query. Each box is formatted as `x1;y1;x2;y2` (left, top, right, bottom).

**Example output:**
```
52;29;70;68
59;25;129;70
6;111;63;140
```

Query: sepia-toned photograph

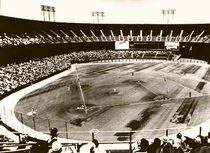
0;0;210;152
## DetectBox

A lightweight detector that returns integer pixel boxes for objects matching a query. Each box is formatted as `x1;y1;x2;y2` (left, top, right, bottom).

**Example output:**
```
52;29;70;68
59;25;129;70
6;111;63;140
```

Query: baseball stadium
1;0;210;153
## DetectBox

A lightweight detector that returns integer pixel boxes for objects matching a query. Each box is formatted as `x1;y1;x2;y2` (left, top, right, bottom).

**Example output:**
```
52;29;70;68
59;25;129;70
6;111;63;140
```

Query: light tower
52;6;56;22
47;6;51;21
41;5;56;22
161;9;176;24
92;11;105;23
41;5;46;21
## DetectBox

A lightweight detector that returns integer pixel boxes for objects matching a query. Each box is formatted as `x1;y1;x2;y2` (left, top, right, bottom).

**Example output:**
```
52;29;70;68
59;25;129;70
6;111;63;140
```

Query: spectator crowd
133;133;210;153
0;32;74;47
1;126;210;153
0;54;71;96
0;33;47;47
0;50;172;97
0;31;209;47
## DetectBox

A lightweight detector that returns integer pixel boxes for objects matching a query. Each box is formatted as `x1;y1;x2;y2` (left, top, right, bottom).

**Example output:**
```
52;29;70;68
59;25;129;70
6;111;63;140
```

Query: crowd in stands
0;32;69;47
63;50;172;63
0;31;210;47
1;125;210;153
133;132;210;153
0;54;71;96
24;128;210;153
0;50;173;97
0;33;45;47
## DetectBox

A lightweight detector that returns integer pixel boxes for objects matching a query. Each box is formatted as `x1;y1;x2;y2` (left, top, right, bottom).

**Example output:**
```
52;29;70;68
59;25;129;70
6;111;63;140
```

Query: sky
0;0;210;24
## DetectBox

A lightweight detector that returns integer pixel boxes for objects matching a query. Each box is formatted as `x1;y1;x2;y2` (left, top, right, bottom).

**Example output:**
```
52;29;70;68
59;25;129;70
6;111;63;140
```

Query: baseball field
14;61;210;142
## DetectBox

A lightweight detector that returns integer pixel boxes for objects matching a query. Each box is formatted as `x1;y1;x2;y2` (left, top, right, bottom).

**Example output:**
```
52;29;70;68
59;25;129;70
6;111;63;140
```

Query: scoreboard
115;41;129;50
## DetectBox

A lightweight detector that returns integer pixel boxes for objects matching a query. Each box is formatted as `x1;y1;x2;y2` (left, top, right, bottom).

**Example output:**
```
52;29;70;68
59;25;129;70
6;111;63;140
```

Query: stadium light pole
172;9;176;23
92;11;105;23
167;10;169;24
41;5;46;21
52;6;56;22
43;11;45;21
101;12;105;23
161;9;165;24
47;6;51;21
96;12;99;23
41;5;56;22
92;11;95;23
161;9;176;24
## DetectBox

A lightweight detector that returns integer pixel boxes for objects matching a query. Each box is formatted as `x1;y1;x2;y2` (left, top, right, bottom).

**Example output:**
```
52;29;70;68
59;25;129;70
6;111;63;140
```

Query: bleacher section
0;15;210;65
0;15;210;46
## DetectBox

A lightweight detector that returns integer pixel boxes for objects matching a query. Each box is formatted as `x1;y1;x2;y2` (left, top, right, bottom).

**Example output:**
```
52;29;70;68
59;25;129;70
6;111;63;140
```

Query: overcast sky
1;0;210;24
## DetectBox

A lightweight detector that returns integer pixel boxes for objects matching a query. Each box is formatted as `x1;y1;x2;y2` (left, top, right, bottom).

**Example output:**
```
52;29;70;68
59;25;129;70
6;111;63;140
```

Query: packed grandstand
1;14;210;153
